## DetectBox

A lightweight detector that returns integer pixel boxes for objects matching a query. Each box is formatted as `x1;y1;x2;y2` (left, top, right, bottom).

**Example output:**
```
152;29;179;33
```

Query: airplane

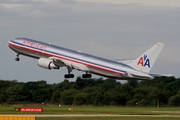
8;37;168;80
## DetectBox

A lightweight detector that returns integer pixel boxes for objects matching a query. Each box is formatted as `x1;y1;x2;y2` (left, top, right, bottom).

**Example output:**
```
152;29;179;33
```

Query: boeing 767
8;37;168;80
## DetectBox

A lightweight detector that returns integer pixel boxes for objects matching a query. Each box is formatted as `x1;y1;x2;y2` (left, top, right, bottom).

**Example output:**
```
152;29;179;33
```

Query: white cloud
0;4;21;8
0;0;180;83
26;9;49;18
77;0;180;8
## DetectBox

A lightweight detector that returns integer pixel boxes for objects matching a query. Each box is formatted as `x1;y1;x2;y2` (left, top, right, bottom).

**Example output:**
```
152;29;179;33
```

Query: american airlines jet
8;37;167;80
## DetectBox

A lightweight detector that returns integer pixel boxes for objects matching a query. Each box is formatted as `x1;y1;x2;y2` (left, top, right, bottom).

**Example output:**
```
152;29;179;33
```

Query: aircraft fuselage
8;37;154;80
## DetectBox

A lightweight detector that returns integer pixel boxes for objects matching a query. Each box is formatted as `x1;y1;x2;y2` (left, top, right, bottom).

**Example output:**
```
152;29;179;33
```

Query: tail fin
128;42;164;73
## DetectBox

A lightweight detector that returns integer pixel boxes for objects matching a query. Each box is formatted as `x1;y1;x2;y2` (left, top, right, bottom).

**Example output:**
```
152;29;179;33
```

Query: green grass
1;106;180;120
36;117;180;120
0;106;180;115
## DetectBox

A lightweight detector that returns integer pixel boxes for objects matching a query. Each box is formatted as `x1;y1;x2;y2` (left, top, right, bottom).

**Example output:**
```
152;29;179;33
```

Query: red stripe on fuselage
8;41;124;76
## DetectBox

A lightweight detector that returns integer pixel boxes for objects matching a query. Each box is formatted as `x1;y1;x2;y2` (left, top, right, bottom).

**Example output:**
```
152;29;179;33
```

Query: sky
0;0;180;83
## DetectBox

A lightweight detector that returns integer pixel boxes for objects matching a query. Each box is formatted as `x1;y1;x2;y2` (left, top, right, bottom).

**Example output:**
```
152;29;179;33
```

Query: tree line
0;77;180;107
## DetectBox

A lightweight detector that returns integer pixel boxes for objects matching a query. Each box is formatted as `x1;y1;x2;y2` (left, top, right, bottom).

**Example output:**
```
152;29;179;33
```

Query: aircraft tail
128;42;164;73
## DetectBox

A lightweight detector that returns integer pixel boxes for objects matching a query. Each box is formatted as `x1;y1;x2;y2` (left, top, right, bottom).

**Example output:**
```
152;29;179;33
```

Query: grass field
0;106;180;120
37;117;180;120
0;106;180;115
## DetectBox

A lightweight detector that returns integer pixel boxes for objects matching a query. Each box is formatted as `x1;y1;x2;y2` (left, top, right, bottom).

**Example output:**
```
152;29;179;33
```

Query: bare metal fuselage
8;38;153;80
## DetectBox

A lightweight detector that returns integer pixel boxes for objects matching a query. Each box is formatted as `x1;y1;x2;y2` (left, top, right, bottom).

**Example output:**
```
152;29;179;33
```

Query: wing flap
50;57;89;72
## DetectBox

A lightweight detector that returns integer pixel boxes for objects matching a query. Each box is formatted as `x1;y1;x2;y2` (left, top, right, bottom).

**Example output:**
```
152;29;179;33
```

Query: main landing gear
64;74;74;78
64;73;92;79
15;54;20;61
82;74;92;78
64;67;92;79
64;66;74;79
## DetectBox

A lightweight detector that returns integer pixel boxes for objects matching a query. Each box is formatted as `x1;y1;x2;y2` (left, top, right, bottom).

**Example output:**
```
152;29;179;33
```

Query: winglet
128;42;164;73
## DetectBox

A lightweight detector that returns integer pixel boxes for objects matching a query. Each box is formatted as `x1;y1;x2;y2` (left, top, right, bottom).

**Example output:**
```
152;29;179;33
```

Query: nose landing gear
15;54;20;61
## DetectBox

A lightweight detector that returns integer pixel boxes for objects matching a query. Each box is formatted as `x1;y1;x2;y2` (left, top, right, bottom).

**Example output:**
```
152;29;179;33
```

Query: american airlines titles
22;40;46;50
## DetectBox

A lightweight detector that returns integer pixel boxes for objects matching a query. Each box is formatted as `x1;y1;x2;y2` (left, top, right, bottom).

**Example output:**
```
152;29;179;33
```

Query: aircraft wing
149;73;174;77
50;57;90;72
116;59;134;64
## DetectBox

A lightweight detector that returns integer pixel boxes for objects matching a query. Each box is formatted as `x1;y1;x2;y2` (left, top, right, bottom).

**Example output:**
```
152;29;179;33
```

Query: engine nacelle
38;58;59;70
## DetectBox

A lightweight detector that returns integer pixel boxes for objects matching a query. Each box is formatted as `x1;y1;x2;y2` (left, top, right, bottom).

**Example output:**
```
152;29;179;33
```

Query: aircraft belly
88;67;152;80
89;67;120;77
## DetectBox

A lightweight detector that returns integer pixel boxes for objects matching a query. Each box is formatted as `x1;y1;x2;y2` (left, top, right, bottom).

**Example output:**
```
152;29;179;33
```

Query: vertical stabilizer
128;42;164;73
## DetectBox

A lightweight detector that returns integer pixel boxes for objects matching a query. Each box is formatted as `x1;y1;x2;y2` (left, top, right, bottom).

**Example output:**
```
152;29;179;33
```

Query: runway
1;114;180;118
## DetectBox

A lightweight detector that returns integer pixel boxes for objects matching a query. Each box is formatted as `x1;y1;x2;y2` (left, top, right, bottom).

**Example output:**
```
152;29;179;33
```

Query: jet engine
38;58;59;70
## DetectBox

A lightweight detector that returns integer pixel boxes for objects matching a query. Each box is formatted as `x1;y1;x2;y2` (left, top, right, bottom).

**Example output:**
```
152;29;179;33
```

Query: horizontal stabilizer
149;73;174;77
116;59;134;64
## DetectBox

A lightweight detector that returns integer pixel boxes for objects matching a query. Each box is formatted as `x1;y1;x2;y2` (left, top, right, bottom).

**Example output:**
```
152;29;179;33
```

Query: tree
168;95;180;107
0;90;6;103
93;91;104;106
60;89;78;105
121;83;133;101
6;83;31;103
74;77;86;90
73;93;87;105
51;91;61;103
0;76;179;106
112;92;126;105
127;80;138;88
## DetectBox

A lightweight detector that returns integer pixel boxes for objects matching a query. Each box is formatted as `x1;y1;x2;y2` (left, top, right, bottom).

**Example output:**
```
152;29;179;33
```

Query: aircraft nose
7;40;14;48
8;40;12;45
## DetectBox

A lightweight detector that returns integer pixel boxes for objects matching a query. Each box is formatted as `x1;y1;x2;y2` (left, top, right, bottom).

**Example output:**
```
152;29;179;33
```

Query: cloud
0;0;180;83
77;0;180;8
25;9;48;18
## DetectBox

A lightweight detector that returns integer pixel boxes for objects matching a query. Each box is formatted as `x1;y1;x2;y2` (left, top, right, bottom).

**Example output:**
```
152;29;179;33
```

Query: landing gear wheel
88;74;92;78
70;74;74;78
64;74;74;79
15;58;20;61
82;74;92;78
82;74;86;78
15;54;20;61
64;74;68;78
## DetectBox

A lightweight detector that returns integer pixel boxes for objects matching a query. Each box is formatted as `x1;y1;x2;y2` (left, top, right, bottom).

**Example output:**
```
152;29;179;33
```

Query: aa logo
137;54;150;68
